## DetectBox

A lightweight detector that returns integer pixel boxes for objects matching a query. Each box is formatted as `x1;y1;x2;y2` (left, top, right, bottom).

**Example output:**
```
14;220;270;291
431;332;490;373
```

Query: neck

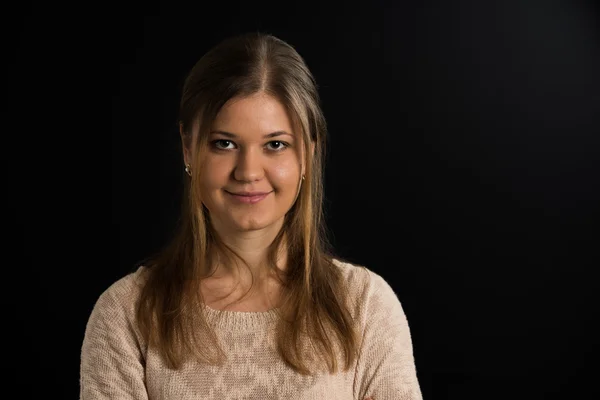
210;219;287;282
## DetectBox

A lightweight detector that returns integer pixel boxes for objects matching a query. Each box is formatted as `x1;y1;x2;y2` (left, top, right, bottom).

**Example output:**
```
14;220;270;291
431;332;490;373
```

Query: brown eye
212;140;235;150
266;141;289;151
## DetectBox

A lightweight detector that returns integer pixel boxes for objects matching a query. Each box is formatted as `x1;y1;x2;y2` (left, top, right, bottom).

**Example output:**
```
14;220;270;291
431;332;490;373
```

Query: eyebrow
210;130;293;139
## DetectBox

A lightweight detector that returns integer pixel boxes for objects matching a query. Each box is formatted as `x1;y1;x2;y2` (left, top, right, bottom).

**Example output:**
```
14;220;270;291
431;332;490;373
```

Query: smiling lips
226;190;271;204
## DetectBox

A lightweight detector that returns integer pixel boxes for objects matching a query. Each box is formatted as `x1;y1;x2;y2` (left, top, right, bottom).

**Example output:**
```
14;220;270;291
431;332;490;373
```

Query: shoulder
331;258;402;317
84;266;148;335
81;267;149;389
92;266;147;313
332;258;397;298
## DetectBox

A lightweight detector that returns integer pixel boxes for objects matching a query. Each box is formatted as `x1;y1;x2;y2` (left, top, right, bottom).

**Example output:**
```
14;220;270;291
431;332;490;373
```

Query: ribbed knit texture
80;260;422;399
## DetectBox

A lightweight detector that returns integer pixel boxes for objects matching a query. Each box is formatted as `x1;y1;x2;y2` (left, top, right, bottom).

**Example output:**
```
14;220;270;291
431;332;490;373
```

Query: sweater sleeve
80;276;149;400
353;270;423;400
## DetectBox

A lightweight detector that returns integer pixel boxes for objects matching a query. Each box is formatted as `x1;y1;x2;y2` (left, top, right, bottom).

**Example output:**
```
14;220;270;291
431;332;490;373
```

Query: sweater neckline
201;302;280;332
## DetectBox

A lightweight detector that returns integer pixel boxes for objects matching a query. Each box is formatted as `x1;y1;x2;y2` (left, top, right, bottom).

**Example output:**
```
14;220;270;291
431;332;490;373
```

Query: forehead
212;93;296;136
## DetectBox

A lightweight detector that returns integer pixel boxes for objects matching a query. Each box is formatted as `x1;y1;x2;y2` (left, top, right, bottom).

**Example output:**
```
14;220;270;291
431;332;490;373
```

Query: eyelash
210;140;290;152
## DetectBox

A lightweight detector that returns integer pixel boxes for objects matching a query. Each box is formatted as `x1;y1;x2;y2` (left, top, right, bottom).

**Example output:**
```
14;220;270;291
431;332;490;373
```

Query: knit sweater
80;259;423;399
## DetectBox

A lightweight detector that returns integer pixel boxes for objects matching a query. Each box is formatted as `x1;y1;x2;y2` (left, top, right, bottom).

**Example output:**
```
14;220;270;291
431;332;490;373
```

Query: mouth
225;190;272;204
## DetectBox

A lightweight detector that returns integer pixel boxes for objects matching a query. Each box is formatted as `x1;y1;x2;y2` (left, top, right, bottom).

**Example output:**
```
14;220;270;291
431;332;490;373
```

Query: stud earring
185;164;192;176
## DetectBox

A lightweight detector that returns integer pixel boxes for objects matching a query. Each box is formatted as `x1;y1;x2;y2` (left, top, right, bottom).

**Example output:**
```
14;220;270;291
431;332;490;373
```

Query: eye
212;140;235;150
266;141;289;151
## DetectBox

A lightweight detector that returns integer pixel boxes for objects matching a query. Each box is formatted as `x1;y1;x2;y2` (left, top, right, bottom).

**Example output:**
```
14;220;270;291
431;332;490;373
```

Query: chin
228;215;281;232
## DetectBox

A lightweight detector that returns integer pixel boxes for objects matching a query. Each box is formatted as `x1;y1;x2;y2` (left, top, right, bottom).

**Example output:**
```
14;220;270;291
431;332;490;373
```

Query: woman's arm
80;280;148;400
353;270;423;400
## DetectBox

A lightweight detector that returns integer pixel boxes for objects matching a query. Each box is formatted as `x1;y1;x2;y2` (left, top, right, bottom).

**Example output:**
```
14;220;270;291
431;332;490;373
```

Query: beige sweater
80;260;422;399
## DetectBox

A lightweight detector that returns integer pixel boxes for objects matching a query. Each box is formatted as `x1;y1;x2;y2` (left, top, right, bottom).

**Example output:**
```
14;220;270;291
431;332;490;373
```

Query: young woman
80;32;422;400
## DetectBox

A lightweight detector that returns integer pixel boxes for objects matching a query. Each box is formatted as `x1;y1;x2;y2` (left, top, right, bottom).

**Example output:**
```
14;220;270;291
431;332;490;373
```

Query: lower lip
226;191;270;204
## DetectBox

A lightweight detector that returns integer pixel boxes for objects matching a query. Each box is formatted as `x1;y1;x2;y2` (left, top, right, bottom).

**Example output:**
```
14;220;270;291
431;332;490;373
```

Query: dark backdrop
5;0;599;399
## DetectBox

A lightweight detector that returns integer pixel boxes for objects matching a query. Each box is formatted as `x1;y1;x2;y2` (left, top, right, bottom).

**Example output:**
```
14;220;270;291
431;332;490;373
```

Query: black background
5;0;599;398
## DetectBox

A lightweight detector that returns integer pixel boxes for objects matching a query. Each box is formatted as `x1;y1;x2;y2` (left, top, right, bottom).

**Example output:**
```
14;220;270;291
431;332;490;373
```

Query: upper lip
227;191;271;196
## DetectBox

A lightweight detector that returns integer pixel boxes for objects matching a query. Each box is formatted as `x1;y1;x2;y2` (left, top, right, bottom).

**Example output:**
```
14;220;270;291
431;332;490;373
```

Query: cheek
201;158;230;187
271;160;300;186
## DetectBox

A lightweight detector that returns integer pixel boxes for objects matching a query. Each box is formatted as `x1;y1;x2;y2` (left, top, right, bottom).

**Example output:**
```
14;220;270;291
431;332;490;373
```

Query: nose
233;147;264;182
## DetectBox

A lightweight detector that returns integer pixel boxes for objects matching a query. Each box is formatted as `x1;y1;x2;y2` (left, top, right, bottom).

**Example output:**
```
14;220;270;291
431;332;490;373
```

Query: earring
302;174;305;181
185;164;192;176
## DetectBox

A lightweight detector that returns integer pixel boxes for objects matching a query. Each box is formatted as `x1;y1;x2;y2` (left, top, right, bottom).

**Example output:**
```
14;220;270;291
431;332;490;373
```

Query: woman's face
190;92;305;234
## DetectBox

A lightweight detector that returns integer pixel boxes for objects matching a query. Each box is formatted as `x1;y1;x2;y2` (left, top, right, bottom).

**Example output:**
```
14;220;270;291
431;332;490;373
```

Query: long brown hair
135;32;358;375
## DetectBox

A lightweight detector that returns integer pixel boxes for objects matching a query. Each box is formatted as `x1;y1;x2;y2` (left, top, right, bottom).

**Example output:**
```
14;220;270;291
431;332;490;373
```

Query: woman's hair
135;32;358;375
